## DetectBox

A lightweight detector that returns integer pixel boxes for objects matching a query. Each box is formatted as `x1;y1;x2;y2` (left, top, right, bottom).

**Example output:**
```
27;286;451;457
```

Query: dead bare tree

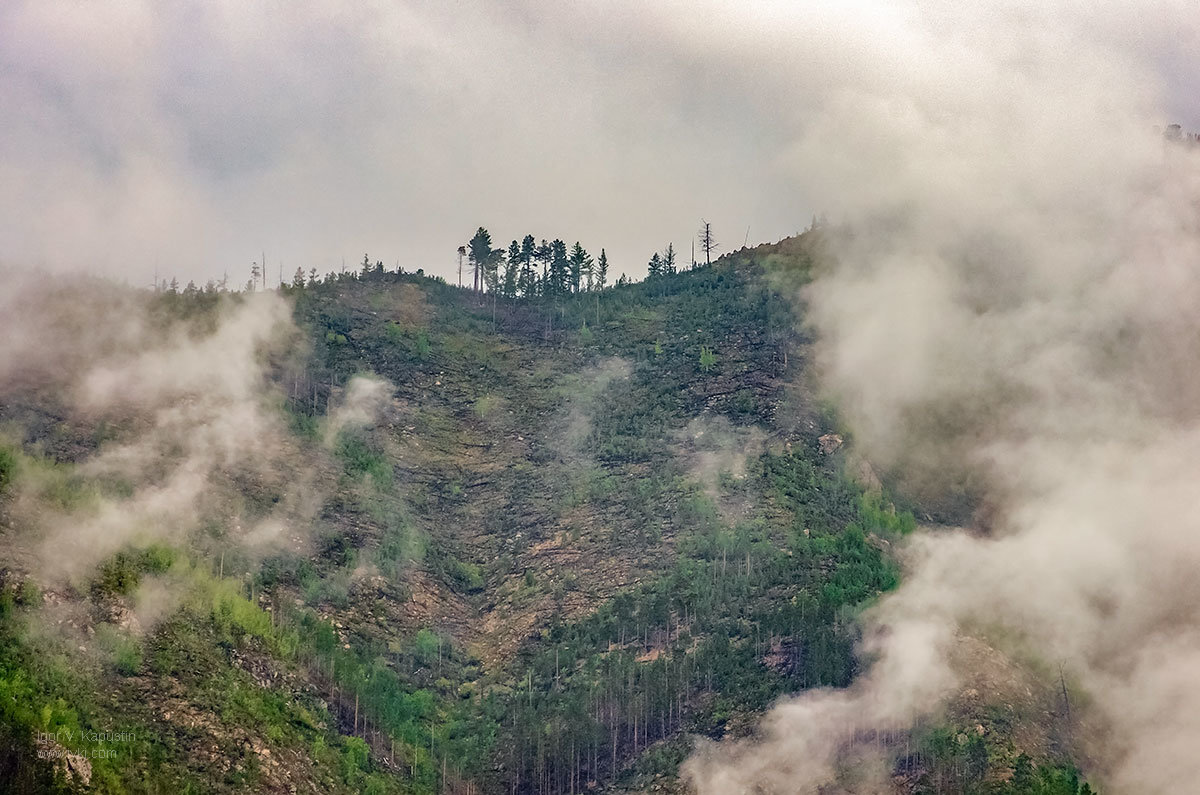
698;220;718;266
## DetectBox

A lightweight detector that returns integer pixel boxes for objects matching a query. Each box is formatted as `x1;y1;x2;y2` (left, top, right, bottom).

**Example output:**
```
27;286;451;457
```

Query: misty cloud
684;2;1200;794
0;274;411;621
322;374;395;448
675;416;767;517
4;4;1200;788
20;291;299;581
558;356;632;459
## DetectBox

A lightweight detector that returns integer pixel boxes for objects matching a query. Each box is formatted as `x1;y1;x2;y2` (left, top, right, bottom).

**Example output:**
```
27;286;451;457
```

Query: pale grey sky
1;0;1196;286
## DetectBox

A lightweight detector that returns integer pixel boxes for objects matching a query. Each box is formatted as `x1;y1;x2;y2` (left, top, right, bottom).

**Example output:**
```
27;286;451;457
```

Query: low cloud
322;374;395;448
685;2;1200;793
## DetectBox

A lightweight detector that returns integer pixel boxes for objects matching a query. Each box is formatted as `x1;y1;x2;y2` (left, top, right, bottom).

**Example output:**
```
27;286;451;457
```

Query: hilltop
0;236;1093;794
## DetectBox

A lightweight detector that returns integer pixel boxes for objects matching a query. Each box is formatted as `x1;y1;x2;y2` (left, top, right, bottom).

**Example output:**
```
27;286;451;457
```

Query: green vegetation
91;545;176;599
911;729;1095;795
0;234;1097;794
479;447;910;791
336;431;394;489
0;442;17;494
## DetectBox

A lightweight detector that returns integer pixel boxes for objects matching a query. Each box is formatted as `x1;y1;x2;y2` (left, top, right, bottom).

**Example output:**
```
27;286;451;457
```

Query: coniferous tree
647;252;663;279
1010;754;1035;791
480;244;504;329
596;249;609;290
483;249;502;294
505;240;521;298
549;240;570;296
582;247;595;291
293;267;306;288
536;239;553;293
520;235;537;297
468;227;496;293
568;249;581;293
569;242;592;293
663;243;676;275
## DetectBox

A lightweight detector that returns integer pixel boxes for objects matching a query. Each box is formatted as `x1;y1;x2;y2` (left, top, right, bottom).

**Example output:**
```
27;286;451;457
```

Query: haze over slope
3;2;1200;793
5;254;901;793
686;2;1200;794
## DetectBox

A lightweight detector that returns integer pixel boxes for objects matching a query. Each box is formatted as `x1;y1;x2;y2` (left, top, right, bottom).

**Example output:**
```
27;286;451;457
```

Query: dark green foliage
519;235;538;297
91;545;177;599
568;242;592;293
284;402;321;440
96;625;143;676
335;433;393;489
0;443;17;494
662;243;677;275
505;240;521;298
257;553;318;590
549;239;570;296
914;726;989;792
431;550;484;593
647;252;662;278
482;445;908;790
912;741;1097;795
596;248;609;290
468;227;503;293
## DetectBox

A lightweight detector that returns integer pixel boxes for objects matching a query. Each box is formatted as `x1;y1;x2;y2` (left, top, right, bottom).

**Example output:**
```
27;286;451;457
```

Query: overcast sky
2;0;1197;287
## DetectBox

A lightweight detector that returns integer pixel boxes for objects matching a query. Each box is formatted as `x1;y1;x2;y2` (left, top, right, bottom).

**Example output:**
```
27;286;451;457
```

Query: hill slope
0;237;1093;794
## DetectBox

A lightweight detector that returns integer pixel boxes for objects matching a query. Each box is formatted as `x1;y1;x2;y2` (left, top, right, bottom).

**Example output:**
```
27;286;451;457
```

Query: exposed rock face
36;737;92;787
818;432;843;455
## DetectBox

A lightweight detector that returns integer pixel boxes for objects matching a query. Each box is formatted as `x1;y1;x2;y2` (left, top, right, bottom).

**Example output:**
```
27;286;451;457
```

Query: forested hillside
0;235;1093;794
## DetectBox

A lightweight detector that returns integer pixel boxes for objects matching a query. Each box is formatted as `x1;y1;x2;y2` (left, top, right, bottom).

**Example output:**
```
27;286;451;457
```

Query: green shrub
285;406;320;440
413;628;440;664
335;433;393;488
93;554;142;597
91;546;176;598
0;444;17;494
414;329;432;359
732;388;758;415
445;557;484;592
473;394;500;419
257;553;317;588
139;544;176;574
857;492;917;536
96;626;143;676
16;580;40;607
303;574;350;609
